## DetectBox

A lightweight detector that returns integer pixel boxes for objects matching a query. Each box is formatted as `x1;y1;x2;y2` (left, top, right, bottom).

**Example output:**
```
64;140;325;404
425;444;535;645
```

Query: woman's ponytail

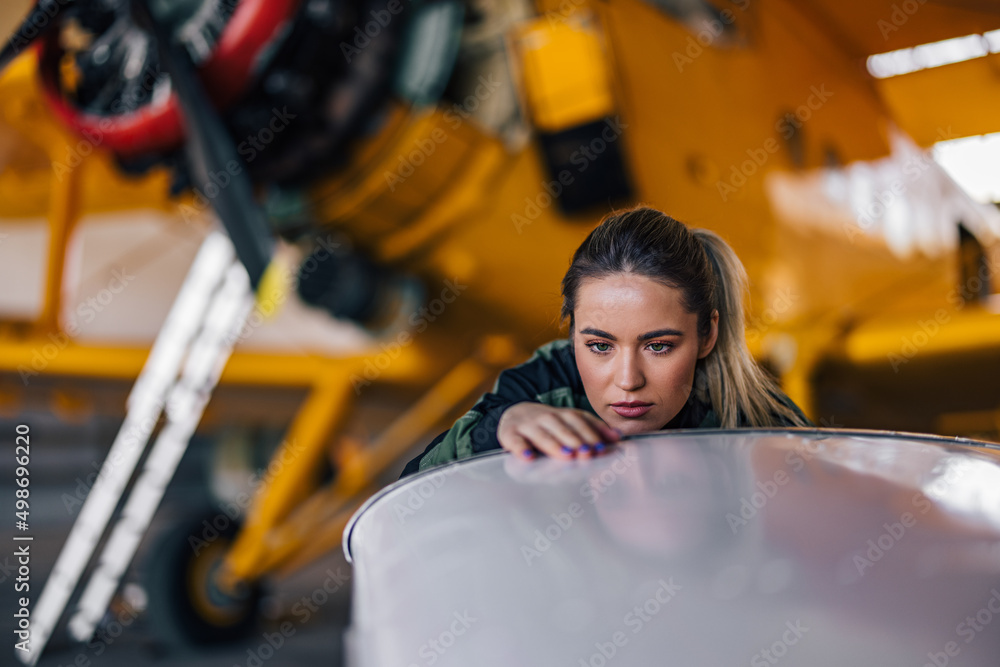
692;228;809;428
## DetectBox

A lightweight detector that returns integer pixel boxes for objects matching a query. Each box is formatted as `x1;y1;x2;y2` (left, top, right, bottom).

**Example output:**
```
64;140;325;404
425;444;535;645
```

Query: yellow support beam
227;336;517;580
276;501;366;579
220;370;361;587
36;148;79;335
844;307;1000;366
0;341;437;387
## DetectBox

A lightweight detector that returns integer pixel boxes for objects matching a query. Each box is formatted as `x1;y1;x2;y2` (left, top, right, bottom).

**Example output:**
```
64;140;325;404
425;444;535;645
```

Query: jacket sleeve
399;339;584;477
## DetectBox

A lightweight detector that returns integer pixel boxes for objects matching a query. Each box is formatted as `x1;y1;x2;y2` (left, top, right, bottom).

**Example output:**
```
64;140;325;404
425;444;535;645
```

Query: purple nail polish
594;442;606;452
522;449;534;459
560;445;573;455
579;444;591;454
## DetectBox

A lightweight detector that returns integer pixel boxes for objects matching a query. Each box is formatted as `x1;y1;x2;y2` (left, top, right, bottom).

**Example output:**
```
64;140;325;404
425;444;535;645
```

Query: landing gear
145;515;262;646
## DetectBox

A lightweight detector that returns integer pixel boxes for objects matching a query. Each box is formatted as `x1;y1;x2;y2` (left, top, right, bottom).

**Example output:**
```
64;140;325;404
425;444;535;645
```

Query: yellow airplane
1;0;999;659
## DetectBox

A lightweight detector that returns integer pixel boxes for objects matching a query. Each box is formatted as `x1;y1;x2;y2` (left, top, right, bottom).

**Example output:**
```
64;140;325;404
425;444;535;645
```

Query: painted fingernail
561;445;573;455
579;444;591;454
594;442;606;452
522;449;534;459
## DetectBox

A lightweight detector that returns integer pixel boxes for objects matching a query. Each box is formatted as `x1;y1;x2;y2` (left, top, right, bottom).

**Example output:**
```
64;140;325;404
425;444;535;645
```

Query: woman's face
573;273;717;435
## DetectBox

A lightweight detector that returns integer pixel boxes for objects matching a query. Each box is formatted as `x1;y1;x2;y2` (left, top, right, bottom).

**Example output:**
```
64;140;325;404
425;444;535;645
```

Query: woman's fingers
498;403;618;460
503;433;538;461
580;412;621;445
537;413;596;455
518;424;577;460
561;412;617;457
543;414;599;459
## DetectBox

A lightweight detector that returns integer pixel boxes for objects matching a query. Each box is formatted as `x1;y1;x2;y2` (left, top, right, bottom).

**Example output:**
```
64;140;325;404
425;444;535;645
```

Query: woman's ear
698;310;719;359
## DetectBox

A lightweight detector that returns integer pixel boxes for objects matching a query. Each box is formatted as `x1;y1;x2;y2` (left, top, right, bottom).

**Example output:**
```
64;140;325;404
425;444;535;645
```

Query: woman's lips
611;402;653;418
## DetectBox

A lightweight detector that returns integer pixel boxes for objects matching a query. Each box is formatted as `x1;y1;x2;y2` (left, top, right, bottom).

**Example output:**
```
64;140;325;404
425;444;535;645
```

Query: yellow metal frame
221;338;517;585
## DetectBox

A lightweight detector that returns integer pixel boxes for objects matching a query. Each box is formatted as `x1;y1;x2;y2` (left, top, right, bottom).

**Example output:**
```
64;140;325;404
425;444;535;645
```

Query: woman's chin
608;418;655;436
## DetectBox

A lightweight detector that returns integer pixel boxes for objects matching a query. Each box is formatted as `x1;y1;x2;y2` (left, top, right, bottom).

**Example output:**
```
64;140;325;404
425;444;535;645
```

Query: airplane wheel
145;515;262;646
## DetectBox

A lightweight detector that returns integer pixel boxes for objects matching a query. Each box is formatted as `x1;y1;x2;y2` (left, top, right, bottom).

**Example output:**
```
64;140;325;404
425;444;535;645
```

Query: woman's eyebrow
579;327;684;341
579;326;616;340
639;328;684;340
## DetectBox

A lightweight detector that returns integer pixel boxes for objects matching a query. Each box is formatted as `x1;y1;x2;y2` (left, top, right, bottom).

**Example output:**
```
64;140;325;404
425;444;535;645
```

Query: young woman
401;206;810;477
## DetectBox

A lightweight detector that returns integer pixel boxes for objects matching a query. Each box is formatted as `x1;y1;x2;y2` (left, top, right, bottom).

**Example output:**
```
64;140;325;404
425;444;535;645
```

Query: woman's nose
615;351;645;391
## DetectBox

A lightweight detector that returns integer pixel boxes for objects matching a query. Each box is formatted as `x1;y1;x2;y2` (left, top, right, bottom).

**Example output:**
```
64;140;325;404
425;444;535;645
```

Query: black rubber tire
144;513;262;647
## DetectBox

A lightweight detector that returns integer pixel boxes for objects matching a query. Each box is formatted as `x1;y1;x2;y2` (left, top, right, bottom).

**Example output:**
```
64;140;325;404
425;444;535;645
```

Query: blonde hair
560;206;808;428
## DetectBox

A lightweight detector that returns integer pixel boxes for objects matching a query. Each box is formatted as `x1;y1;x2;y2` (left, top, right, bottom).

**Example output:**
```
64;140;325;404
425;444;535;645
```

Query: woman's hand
497;402;620;460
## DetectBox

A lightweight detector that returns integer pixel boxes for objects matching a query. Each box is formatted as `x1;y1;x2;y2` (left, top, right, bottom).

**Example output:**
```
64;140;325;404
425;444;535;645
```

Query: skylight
933;132;1000;204
867;30;1000;79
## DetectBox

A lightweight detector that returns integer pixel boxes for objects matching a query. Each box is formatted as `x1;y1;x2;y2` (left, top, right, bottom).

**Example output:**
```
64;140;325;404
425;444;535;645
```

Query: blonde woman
402;206;810;476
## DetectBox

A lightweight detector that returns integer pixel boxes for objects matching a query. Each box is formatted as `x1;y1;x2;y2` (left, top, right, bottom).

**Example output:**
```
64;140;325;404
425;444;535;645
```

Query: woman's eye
589;342;611;352
648;342;671;353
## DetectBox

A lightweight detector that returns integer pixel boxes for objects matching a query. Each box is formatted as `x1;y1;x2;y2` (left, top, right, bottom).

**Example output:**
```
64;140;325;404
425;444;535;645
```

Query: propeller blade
130;0;274;289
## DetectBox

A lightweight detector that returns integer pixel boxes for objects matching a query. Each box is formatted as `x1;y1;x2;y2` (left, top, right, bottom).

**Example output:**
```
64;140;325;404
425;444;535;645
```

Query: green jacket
400;339;809;477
